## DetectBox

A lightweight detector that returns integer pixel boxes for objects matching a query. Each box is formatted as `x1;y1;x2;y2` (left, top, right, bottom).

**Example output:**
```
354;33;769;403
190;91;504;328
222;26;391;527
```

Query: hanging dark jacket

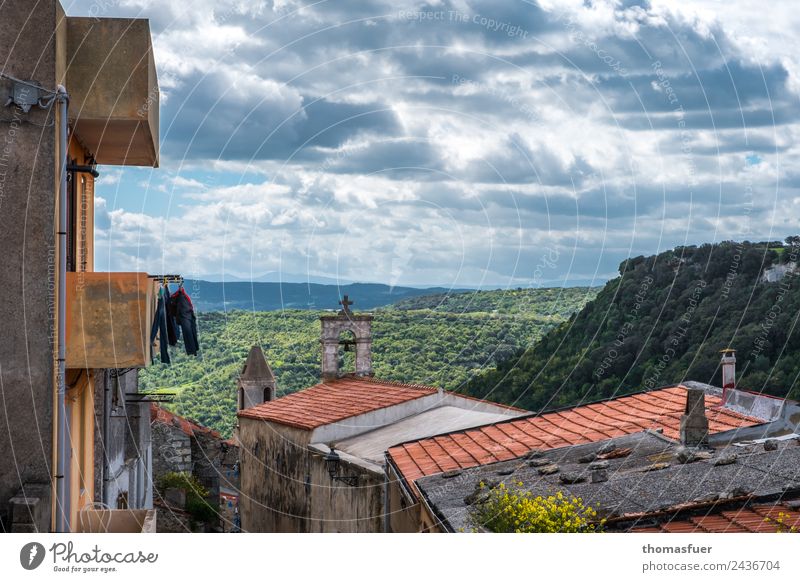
171;287;199;356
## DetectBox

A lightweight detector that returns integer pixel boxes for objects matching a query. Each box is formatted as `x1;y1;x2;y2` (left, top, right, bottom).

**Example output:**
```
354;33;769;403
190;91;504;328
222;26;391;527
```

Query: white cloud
70;0;800;286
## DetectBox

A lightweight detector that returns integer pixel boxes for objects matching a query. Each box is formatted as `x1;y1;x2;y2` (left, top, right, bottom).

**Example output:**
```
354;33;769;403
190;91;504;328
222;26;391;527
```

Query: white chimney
720;348;736;400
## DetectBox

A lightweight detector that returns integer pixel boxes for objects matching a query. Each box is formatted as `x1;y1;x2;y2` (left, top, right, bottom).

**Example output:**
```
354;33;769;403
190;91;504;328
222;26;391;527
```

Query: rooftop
237;376;439;430
388;385;769;494
416;432;800;532
151;404;221;439
335;406;517;464
630;500;800;533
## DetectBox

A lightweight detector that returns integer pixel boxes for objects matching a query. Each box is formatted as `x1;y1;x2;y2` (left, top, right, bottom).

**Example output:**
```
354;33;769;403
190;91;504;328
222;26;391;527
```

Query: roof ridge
345;374;439;392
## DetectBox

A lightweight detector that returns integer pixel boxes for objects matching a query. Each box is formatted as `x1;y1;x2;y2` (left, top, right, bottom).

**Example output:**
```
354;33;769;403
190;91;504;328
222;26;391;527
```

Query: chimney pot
721;348;736;391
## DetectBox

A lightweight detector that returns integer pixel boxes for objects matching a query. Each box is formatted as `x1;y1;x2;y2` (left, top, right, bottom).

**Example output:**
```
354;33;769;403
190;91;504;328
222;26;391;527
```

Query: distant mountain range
196;272;356;285
182;280;468;312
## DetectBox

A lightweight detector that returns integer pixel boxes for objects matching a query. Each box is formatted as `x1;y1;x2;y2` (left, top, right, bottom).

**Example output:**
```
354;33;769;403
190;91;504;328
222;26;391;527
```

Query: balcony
66;17;159;167
65;272;155;369
78;508;157;533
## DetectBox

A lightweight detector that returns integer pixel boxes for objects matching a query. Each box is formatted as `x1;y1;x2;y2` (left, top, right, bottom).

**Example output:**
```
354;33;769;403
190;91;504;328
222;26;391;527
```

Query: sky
64;0;800;288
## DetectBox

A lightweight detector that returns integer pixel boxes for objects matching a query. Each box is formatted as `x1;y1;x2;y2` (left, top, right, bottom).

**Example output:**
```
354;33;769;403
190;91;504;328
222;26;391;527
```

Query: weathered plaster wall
239;420;312;532
0;0;61;532
308;451;384;533
386;465;421;533
239;419;387;532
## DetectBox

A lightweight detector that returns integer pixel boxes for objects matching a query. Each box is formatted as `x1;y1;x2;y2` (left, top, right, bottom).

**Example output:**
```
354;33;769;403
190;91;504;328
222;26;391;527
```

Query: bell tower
237;345;276;410
320;295;373;381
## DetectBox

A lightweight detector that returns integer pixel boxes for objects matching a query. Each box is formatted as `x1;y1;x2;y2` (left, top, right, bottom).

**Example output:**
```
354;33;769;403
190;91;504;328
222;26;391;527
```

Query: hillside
181;280;463;312
461;239;800;412
139;287;596;436
388;287;583;314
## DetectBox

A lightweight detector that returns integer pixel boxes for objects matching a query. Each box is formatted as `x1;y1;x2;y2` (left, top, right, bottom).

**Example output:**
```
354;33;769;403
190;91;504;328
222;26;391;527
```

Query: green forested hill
139;287;596;436
461;239;800;412
389;287;585;314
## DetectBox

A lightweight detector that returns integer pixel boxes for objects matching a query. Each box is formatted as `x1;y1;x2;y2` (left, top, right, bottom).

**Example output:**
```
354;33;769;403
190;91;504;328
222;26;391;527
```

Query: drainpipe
383;469;390;533
101;371;111;507
55;85;70;533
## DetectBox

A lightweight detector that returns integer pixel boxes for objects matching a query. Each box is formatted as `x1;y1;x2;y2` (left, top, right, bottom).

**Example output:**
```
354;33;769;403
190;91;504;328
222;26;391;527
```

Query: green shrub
158;471;218;524
469;482;603;533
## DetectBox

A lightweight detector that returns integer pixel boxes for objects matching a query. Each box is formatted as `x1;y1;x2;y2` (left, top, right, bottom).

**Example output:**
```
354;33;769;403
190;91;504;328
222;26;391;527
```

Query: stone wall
151;420;192;477
150;409;239;532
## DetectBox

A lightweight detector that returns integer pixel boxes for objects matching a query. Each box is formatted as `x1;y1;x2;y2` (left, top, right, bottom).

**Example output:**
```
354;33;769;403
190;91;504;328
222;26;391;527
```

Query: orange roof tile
387;385;766;493
237;376;439;430
631;502;800;533
151;404;221;439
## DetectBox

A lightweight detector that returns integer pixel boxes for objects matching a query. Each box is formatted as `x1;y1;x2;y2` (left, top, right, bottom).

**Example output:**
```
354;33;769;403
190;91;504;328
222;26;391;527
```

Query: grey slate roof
417;431;800;532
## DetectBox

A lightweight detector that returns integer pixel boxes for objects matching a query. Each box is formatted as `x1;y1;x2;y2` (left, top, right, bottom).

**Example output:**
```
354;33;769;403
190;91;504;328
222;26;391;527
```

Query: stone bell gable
320;295;373;381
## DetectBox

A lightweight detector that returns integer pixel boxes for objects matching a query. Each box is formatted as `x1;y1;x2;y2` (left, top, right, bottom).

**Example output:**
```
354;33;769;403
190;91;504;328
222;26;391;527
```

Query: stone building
237;299;523;532
0;0;160;532
151;405;240;532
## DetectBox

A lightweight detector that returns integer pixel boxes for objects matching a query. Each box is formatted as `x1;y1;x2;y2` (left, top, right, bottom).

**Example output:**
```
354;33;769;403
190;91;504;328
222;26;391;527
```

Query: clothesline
148;274;184;284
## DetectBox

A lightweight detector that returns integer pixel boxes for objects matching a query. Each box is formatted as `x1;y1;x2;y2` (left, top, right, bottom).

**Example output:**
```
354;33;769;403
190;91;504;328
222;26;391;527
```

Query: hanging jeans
149;289;171;364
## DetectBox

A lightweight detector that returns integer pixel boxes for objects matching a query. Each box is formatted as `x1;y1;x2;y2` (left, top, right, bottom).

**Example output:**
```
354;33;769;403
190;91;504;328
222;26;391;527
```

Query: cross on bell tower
320;296;373;381
338;294;353;316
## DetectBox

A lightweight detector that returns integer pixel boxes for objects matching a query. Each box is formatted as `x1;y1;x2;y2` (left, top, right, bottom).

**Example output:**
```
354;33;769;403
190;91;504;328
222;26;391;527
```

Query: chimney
720;348;736;401
680;387;709;447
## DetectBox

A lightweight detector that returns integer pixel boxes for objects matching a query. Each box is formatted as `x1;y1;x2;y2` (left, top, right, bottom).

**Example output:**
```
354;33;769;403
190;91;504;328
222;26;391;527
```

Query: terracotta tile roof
631;502;800;533
388;385;766;492
150;404;221;439
237;376;439;430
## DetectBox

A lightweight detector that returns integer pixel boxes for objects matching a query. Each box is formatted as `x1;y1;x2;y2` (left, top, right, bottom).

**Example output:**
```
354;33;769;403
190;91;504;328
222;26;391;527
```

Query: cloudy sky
65;0;799;288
